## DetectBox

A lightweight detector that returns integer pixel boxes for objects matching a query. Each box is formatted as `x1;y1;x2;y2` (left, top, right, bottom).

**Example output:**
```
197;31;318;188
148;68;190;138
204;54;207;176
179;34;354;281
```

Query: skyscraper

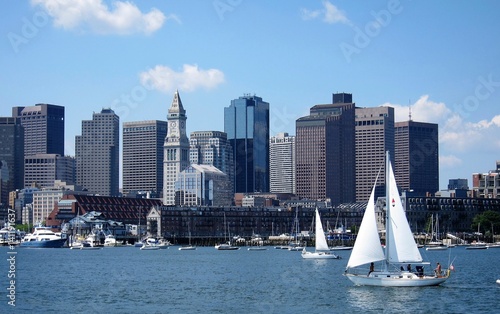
123;120;167;197
394;120;439;196
224;95;270;193
75;109;119;196
163;91;190;205
270;132;295;194
24;154;75;188
295;93;355;205
355;106;395;202
12;104;64;157
0;117;24;206
189;131;233;189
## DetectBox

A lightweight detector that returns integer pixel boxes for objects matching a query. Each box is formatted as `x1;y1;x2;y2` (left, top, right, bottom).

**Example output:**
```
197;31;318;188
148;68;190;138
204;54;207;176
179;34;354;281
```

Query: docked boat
344;152;451;287
248;247;267;251
466;241;488;250
140;243;160;250
302;208;340;259
104;234;122;247
215;242;240;250
20;226;67;248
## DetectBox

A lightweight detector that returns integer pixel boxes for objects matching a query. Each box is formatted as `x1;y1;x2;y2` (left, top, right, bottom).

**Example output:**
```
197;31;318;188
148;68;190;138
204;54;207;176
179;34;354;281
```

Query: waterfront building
175;164;232;206
24;154;75;188
163;91;190;205
0;117;24;207
224;94;270;194
75;108;119;196
355;106;394;202
394;120;439;196
295;93;356;205
32;188;64;226
189;130;233;191
14;187;39;224
473;161;500;198
47;194;163;230
12;104;65;157
123;120;167;197
270;132;296;194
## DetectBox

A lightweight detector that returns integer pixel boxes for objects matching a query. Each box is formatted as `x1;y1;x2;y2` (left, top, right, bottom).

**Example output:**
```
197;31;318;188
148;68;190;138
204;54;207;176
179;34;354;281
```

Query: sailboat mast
385;151;391;270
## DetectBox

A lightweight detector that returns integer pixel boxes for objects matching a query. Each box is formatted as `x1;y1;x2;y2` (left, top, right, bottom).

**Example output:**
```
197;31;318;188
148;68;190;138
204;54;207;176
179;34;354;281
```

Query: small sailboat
344;151;451;287
425;214;448;251
179;222;196;250
302;208;340;259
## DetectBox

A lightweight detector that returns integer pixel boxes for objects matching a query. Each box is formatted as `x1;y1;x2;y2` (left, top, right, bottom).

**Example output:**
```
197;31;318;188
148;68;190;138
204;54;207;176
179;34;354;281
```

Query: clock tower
163;90;190;205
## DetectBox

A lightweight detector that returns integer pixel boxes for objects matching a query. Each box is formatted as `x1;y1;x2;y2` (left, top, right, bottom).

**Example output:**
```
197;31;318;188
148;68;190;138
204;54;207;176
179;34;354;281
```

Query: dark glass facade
0;117;24;206
224;95;269;193
12;104;64;157
394;121;439;196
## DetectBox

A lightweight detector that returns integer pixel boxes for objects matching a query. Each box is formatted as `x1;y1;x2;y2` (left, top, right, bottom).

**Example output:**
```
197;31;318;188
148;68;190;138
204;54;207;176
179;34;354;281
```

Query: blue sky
2;0;500;190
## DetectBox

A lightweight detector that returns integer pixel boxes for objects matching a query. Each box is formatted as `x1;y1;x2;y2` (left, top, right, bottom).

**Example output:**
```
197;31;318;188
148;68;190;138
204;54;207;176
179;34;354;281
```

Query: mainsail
346;178;385;269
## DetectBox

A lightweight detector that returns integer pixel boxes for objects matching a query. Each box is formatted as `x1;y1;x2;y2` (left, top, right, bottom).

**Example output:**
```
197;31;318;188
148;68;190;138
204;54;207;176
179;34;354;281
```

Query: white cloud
301;1;350;25
140;64;225;93
439;155;462;168
31;0;175;35
381;95;500;153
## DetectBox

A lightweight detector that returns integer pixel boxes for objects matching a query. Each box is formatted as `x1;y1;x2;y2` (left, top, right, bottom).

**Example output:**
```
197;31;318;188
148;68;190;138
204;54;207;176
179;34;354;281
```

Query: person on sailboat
368;262;374;276
407;264;412;272
434;262;442;277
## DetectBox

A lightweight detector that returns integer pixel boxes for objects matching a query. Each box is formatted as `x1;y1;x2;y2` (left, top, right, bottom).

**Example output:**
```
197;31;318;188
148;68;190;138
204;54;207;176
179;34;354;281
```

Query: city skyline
2;1;500;190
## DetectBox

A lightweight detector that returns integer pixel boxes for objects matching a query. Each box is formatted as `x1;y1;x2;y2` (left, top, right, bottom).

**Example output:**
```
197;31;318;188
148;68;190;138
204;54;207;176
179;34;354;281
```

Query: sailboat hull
345;272;449;287
302;251;340;259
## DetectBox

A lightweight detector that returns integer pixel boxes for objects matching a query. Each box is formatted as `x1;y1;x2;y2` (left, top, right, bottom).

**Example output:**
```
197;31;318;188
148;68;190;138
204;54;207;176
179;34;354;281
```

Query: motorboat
215;242;239;250
20;226;67;248
104;234;122;247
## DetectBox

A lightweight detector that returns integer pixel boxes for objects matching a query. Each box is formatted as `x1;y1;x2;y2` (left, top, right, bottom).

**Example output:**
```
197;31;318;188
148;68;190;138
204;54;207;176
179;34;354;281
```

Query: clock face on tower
170;122;177;128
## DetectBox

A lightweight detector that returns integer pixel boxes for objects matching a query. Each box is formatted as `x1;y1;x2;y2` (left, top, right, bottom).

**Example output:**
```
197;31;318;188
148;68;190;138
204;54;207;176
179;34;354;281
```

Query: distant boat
179;223;196;250
140;243;160;250
215;213;240;250
20;226;67;248
344;151;451;287
496;279;500;285
248;247;267;251
302;208;340;259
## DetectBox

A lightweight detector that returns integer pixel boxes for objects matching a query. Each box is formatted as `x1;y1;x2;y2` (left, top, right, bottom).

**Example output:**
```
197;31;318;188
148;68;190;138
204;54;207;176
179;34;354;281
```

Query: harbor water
1;245;499;313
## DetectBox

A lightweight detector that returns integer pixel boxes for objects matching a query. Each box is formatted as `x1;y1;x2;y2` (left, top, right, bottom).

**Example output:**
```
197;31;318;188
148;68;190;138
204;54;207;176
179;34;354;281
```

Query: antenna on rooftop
408;100;412;121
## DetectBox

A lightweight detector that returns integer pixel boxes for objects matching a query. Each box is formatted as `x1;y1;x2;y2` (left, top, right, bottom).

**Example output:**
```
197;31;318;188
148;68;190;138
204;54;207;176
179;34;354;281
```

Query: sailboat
302;208;340;259
215;213;239;250
288;208;305;251
344;151;451;287
179;221;196;250
425;214;447;251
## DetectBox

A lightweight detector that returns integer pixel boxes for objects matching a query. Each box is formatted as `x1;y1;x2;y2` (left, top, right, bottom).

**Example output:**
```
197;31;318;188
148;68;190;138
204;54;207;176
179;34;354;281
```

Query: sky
1;0;500;190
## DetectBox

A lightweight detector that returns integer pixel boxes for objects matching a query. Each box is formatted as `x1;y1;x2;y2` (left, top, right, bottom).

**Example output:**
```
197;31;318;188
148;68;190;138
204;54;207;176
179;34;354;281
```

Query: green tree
471;211;500;235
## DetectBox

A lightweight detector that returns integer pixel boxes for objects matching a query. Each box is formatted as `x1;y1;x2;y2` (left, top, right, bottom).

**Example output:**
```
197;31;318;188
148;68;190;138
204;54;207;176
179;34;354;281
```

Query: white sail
346;179;385;269
315;209;329;251
386;159;423;263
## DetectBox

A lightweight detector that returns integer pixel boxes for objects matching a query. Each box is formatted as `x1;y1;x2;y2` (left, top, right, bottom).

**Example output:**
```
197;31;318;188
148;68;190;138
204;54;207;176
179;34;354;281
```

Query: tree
471;211;500;235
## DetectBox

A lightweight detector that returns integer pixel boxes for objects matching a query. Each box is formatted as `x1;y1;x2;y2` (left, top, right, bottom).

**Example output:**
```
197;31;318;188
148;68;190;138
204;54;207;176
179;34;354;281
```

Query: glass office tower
224;95;269;193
